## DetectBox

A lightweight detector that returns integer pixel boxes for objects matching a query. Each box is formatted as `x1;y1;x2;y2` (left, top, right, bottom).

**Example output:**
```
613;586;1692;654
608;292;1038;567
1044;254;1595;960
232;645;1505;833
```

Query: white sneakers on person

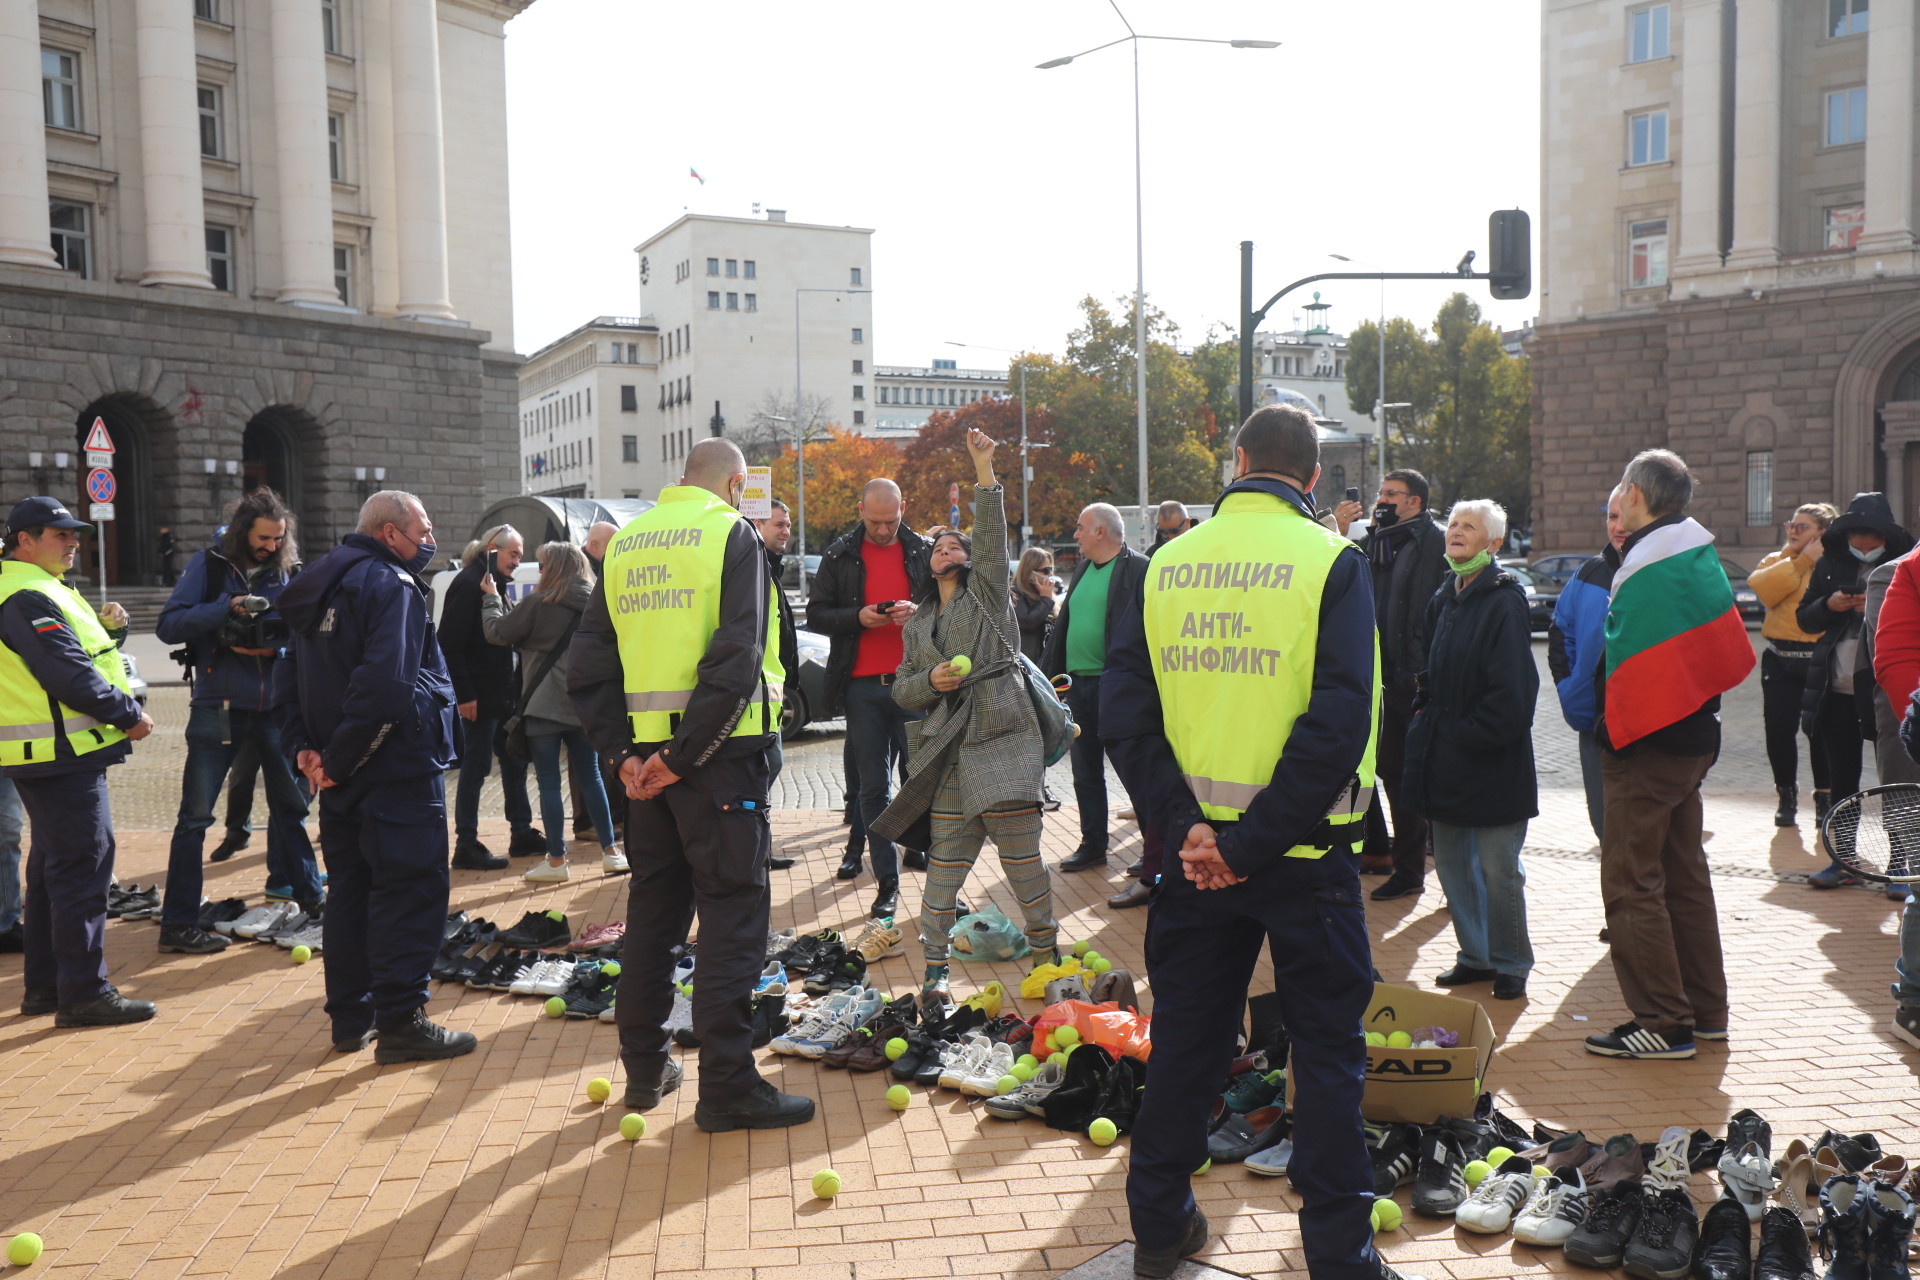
524;860;569;884
602;846;629;874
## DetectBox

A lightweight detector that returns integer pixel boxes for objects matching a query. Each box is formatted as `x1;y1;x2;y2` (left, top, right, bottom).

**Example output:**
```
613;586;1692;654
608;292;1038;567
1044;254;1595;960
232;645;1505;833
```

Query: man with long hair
155;486;321;954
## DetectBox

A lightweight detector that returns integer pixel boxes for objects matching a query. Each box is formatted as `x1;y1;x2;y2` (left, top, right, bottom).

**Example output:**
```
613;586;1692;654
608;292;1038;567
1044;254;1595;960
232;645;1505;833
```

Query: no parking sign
86;468;116;504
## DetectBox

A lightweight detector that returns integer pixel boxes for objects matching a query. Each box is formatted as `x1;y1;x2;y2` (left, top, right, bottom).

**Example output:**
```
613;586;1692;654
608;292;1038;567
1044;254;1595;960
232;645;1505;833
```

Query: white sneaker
938;1034;993;1091
1513;1167;1589;1245
984;1061;1065;1118
533;960;584;997
1455;1157;1537;1233
1246;1138;1295;1177
662;989;693;1037
601;846;629;874
276;923;325;952
793;988;883;1059
234;902;298;938
961;1043;1017;1096
771;987;858;1056
765;928;796;960
756;962;788;997
598;997;616;1023
524;860;569;884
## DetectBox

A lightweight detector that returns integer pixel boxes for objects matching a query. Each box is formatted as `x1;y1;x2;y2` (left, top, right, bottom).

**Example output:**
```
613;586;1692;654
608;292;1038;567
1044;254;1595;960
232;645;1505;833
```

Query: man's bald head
682;437;748;501
859;477;904;545
584;521;619;560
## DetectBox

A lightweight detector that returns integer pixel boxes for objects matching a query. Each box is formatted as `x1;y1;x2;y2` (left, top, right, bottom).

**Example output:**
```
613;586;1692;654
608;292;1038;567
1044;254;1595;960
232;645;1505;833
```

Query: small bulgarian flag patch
1604;518;1756;747
31;617;65;634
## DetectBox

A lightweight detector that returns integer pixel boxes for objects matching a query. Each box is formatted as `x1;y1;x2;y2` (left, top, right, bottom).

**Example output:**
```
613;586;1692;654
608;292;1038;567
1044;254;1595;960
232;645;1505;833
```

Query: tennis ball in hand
1072;940;1091;957
949;654;972;676
812;1169;842;1198
619;1113;646;1140
1385;1031;1413;1048
1053;1026;1080;1047
1463;1160;1492;1188
996;1074;1020;1095
1364;1031;1387;1046
886;1085;911;1111
1373;1199;1402;1232
544;996;566;1018
1485;1146;1516;1167
586;1077;611;1103
885;1037;908;1061
290;945;311;964
1088;1117;1118;1146
7;1234;43;1266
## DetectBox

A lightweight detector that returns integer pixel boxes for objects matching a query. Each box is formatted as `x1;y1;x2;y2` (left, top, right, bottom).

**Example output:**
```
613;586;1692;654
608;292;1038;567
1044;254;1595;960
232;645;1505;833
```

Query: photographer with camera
154;487;321;955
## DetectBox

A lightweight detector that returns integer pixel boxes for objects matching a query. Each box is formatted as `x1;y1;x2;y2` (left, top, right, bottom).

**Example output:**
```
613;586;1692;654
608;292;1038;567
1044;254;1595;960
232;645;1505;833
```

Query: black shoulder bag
502;606;581;764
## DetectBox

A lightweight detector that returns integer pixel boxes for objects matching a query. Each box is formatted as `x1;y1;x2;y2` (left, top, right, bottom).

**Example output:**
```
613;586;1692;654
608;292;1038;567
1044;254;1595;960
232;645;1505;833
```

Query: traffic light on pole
1488;209;1531;300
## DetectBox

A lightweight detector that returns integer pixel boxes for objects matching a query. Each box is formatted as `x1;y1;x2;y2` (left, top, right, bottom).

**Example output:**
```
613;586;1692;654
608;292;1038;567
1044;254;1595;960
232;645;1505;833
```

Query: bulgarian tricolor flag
1604;518;1756;747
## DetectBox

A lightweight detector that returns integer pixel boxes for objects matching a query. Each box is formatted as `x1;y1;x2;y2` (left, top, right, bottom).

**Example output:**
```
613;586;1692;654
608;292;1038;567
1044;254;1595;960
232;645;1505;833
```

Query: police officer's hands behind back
1180;822;1247;890
623;751;681;800
297;748;334;790
126;711;154;741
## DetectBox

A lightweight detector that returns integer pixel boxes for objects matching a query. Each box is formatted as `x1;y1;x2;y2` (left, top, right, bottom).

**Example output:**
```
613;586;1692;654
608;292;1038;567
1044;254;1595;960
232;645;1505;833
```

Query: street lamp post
792;286;871;598
945;340;1046;552
1039;14;1276;548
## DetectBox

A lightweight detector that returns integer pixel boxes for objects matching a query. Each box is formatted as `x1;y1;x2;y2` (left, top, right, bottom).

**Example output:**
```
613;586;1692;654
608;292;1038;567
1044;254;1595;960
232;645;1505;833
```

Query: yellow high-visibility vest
0;559;132;767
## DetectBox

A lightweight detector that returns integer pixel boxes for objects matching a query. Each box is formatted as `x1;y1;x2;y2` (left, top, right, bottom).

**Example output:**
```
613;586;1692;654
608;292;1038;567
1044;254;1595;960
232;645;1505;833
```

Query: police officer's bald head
682;438;748;502
1233;406;1320;491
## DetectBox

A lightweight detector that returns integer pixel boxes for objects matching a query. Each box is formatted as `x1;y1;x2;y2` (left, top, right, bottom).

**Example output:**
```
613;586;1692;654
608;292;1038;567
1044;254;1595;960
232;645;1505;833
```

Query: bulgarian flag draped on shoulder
1604;516;1755;747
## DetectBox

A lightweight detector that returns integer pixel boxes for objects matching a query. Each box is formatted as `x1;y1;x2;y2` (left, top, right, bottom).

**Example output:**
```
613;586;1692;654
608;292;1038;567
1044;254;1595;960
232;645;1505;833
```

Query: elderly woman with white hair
1401;497;1539;1001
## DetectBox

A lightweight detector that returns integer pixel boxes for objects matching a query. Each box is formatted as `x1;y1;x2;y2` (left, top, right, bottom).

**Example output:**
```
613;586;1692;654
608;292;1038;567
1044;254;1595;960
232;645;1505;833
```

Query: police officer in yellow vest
1;497;156;1027
568;437;814;1132
1103;407;1421;1280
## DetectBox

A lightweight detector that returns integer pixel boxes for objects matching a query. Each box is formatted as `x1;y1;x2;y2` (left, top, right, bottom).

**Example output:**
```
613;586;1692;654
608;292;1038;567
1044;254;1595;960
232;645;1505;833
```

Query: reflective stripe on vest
1142;490;1379;852
0;559;132;767
604;486;785;744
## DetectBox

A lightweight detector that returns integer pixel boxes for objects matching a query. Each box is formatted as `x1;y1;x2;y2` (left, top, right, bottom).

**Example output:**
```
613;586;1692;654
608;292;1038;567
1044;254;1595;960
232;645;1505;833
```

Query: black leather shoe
1775;786;1798;828
1492;973;1528;1001
770;856;796;870
56;987;157;1027
1694;1196;1751;1280
1434;964;1498;986
624;1059;684;1110
1133;1208;1208;1279
158;923;232;954
1057;846;1110;872
902;850;928;871
836;841;863;880
693;1080;816;1132
871;880;900;920
1126;859;1145;877
452;840;508;871
373;1011;477;1063
1108;879;1152;909
209;830;250;863
333;1029;377;1053
20;986;58;1016
1370;871;1423;900
508;827;549;856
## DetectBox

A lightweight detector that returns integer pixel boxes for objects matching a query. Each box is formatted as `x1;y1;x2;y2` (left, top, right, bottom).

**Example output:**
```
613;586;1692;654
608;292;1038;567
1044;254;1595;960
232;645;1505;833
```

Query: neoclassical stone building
1534;0;1920;565
0;0;528;583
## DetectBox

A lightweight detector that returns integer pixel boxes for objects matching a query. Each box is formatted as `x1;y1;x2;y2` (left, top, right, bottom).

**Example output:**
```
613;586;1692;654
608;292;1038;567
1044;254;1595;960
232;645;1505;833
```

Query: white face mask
1852;544;1887;563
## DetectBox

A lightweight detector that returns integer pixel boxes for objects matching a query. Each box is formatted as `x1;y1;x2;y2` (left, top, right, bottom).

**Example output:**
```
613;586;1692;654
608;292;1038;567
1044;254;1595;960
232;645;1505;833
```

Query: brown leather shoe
1108;879;1152;909
843;1019;909;1072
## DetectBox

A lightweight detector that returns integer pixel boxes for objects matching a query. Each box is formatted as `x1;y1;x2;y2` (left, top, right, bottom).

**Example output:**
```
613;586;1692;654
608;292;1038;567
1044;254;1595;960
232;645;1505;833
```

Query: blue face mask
1852;544;1887;563
398;534;436;573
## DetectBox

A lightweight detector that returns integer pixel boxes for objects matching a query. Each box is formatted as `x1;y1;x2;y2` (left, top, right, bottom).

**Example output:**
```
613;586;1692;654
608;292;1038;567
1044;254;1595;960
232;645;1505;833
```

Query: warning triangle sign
83;417;114;453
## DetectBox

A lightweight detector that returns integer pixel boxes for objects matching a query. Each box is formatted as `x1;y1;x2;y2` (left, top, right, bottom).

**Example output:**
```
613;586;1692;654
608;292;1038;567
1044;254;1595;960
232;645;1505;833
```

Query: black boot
1133;1209;1208;1279
623;1059;683;1110
1816;791;1834;826
1776;786;1798;828
902;849;928;870
693;1080;816;1132
452;839;508;871
56;987;157;1027
507;826;549;857
837;835;863;880
1821;1174;1874;1280
20;986;58;1016
209;829;249;862
372;1011;478;1063
871;878;900;920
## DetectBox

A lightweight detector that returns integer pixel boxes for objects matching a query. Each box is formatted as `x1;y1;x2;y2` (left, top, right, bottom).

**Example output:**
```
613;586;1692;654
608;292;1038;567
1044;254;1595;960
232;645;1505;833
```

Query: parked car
1722;557;1763;623
123;653;148;707
1529;552;1592;587
1501;559;1559;633
779;554;822;592
781;627;833;740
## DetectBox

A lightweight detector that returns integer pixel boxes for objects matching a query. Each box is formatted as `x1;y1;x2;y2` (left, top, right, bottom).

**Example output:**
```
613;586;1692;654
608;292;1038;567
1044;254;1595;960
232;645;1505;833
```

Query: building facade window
327;114;344;181
1629;109;1668;165
610;343;622;363
853;359;863;374
852;327;863;344
850;266;863;286
195;0;219;18
621;385;637;412
627;343;637;361
743;260;756;278
1830;0;1868;37
49;200;89;277
622;435;639;462
1826;202;1866;249
333;245;353;305
42;49;79;130
853;410;865;425
744;293;756;311
725;258;737;276
853;385;864;400
1329;465;1346;495
205;225;232;292
1746;451;1774;526
321;0;339;53
726;292;738;310
1629;218;1669;286
197;84;222;157
1827;88;1867;145
706;258;719;275
1629;5;1670;62
707;291;720;309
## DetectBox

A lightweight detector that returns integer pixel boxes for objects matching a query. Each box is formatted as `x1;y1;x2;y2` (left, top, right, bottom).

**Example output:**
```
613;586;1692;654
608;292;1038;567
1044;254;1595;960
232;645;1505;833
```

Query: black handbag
502;608;580;764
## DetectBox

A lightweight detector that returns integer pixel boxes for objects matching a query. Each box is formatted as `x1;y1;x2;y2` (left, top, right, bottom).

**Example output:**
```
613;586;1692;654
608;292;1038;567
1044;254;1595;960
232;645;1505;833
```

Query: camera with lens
221;595;290;651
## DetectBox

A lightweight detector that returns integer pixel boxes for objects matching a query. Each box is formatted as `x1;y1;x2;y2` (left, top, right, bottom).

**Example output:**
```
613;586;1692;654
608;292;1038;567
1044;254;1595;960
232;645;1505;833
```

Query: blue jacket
271;534;457;785
1099;476;1377;881
155;548;293;710
1546;545;1617;733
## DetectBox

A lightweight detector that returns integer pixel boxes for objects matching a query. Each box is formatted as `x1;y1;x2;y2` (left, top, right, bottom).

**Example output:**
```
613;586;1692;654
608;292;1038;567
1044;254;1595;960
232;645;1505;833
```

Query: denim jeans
224;736;259;839
842;678;919;883
526;727;617;859
1430;819;1534;979
163;705;322;924
1577;730;1605;841
1065;674;1110;853
452;714;532;842
0;774;21;932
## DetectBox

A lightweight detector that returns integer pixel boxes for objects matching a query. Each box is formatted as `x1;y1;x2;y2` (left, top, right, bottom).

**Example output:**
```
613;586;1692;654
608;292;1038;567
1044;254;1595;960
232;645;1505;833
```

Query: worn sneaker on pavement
563;967;619;1018
1513;1167;1590;1246
1456;1156;1537;1233
601;846;629;874
277;922;325;954
853;919;905;962
497;910;571;950
961;1043;1018;1097
1621;1186;1698;1280
984;1061;1066;1119
523;860;569;884
1584;1021;1696;1059
794;988;884;1059
197;898;249;932
1412;1129;1473;1217
1245;1137;1296;1177
158;923;231;954
1224;1068;1286;1114
228;902;294;938
938;1034;994;1091
770;987;859;1056
1369;1122;1423;1197
254;911;313;945
1564;1182;1646;1269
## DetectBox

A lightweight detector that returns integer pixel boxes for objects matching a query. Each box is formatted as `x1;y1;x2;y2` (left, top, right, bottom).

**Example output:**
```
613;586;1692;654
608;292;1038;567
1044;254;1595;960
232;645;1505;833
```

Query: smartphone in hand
1345;487;1360;503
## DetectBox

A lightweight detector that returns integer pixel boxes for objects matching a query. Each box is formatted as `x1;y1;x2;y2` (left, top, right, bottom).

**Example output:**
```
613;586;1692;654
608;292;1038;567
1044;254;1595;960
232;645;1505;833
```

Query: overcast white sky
504;0;1541;366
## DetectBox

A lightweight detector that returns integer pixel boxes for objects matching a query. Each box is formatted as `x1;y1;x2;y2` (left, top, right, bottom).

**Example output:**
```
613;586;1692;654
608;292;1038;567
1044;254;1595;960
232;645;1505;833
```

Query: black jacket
1596;512;1723;757
1403;566;1540;827
438;557;519;718
1013;587;1055;665
1798;492;1915;735
806;523;932;709
766;544;799;681
155;548;295;711
1359;511;1448;707
1040;544;1150;679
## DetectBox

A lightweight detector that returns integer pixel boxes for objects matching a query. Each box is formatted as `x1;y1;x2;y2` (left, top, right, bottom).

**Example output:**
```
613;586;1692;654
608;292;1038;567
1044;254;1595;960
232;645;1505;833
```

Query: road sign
948;482;959;505
86;450;112;469
90;502;114;521
86;469;116;504
83;417;114;453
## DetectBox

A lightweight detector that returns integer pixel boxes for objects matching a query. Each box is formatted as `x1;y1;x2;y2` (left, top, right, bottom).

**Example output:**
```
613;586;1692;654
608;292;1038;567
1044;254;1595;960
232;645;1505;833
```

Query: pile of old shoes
1775;1127;1911;1234
1819;1175;1916;1280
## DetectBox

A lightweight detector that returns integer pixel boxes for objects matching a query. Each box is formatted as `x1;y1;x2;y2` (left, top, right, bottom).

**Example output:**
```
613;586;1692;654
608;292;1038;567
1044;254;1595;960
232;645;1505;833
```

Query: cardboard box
1289;982;1496;1125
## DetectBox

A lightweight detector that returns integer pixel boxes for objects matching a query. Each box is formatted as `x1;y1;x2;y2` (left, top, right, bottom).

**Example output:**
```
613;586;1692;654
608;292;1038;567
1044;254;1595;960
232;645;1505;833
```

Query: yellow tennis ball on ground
1010;1062;1035;1082
1463;1159;1492;1188
544;996;566;1018
1048;1051;1067;1066
1072;940;1091;957
7;1234;42;1266
1082;952;1102;966
290;945;311;964
885;1037;908;1060
1486;1146;1515;1167
546;909;565;922
949;654;972;676
1194;1159;1212;1175
886;1085;911;1111
1090;958;1112;974
1370;1205;1382;1233
812;1169;842;1198
586;1077;611;1103
1017;1054;1039;1069
1364;1031;1387;1046
1385;1031;1413;1048
1373;1199;1402;1232
619;1113;646;1140
1088;1117;1118;1146
1053;1026;1080;1047
996;1074;1020;1095
1534;1165;1551;1179
602;961;620;977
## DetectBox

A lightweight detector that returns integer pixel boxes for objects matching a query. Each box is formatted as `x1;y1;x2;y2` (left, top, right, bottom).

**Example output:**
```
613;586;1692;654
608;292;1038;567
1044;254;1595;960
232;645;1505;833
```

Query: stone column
389;0;454;320
1861;0;1917;254
1725;0;1782;270
134;0;212;287
1673;0;1727;275
270;0;340;303
0;0;58;268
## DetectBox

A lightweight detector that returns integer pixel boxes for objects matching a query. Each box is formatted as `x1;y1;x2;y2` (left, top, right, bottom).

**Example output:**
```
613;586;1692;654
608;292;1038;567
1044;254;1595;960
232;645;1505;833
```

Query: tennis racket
1821;784;1920;882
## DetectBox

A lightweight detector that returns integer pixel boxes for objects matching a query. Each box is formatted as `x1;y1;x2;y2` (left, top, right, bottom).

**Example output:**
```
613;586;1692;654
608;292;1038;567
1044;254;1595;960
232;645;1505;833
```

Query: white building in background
870;359;1008;435
1250;294;1359;430
517;316;658;499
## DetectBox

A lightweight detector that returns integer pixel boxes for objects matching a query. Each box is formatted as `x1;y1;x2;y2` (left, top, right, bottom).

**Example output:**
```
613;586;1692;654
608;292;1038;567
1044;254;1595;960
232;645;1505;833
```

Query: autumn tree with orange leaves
898;397;1094;541
766;426;904;550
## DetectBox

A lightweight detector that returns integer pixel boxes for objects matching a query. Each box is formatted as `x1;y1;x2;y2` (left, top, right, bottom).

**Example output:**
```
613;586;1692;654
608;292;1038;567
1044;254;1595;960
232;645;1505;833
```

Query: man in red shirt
807;479;932;918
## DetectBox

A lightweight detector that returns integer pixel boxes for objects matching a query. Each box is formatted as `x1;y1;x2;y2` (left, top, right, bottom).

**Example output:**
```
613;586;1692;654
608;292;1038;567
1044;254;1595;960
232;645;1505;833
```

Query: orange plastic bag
1033;999;1154;1062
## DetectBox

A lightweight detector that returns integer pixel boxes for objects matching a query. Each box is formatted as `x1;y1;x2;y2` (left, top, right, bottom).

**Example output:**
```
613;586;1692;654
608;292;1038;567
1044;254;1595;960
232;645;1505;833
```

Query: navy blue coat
155;548;293;710
271;534;457;785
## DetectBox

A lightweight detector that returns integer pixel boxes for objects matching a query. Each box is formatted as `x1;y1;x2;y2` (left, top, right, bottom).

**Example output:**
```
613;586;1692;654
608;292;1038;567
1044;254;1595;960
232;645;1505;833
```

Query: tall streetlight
1039;10;1276;547
945;340;1047;552
791;286;871;597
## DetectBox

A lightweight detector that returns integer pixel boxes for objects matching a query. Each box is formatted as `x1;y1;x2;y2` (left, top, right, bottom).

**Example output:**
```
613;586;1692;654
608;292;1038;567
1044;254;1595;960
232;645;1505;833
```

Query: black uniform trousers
16;766;116;1005
316;770;450;1039
1129;854;1380;1280
615;746;773;1102
1362;693;1426;880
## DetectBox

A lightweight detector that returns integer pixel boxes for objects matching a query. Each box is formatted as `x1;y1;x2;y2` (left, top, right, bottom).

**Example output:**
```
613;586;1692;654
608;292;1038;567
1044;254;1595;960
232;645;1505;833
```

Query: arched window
1330;465;1346;495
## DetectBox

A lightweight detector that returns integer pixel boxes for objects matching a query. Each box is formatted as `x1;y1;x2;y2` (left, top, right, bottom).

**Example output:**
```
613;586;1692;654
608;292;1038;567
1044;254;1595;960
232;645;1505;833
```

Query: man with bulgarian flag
1585;449;1755;1061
